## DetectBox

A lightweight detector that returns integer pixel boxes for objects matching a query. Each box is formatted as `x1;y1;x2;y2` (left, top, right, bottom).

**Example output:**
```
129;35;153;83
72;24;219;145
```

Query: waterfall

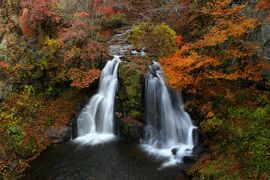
142;61;197;168
75;55;121;145
74;29;133;145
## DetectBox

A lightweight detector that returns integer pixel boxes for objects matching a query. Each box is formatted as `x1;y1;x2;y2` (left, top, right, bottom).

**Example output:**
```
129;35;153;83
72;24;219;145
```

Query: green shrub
229;105;270;123
226;105;270;174
7;122;25;151
200;117;223;134
228;107;252;120
129;110;141;119
199;165;224;179
253;106;269;123
129;22;178;57
256;95;269;105
101;13;127;29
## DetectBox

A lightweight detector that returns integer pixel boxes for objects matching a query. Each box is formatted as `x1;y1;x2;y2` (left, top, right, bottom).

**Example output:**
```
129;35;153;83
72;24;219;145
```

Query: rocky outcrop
45;127;71;144
115;56;151;140
115;62;144;139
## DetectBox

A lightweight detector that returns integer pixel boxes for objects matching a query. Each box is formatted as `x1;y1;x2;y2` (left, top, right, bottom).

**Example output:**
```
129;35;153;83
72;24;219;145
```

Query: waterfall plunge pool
23;139;190;180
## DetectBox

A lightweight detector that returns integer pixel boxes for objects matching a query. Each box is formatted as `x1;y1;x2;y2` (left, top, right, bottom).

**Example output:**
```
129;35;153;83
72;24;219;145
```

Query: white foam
141;143;194;169
74;133;117;146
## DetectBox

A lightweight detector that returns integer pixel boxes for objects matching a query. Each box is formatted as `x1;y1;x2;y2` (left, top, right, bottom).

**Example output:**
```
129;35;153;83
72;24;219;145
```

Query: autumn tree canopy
160;0;270;93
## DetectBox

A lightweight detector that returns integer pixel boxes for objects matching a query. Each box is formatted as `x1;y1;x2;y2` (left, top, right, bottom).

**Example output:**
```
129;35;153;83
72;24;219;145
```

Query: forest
0;0;269;179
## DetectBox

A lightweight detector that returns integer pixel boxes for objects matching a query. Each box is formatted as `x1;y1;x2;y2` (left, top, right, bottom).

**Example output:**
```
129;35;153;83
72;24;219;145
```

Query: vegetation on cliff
0;0;269;179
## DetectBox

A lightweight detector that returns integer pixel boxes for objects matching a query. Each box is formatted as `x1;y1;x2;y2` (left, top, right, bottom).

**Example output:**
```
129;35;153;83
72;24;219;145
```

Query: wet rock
119;117;143;140
183;156;198;164
171;148;179;156
71;121;78;139
46;127;70;143
17;148;35;159
192;145;204;155
115;61;147;140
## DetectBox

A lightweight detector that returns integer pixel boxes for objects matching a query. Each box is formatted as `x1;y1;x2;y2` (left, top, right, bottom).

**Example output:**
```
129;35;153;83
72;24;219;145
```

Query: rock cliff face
105;27;151;140
115;54;151;140
116;62;144;139
242;0;270;60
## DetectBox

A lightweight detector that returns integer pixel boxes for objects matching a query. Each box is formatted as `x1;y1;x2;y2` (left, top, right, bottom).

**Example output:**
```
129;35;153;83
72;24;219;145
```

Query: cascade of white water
74;30;135;145
142;61;197;167
75;56;121;145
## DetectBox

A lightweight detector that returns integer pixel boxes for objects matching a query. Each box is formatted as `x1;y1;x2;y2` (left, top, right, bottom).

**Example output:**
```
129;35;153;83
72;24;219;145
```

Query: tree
20;0;60;37
66;68;101;88
129;22;178;57
160;0;270;92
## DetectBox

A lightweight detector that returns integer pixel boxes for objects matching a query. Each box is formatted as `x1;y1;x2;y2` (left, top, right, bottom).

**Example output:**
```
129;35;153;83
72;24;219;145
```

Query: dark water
23;139;189;180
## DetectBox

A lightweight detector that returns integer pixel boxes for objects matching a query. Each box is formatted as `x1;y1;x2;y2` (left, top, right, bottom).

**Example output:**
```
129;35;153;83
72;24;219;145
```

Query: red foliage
76;12;90;17
67;68;101;88
97;6;115;15
20;0;60;29
100;30;113;41
80;41;105;59
0;61;10;70
93;0;116;15
58;19;89;43
176;35;182;48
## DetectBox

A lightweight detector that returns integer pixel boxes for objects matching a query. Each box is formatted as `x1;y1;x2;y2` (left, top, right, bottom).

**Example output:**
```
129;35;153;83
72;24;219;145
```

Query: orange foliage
24;90;86;152
76;12;90;17
256;0;270;9
256;0;270;23
176;35;182;48
20;8;33;39
196;0;257;48
160;0;270;92
160;46;219;91
0;61;10;70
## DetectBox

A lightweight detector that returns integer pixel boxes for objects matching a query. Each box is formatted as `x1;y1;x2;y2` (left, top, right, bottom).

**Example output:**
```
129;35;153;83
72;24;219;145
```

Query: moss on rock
115;60;148;140
129;22;178;57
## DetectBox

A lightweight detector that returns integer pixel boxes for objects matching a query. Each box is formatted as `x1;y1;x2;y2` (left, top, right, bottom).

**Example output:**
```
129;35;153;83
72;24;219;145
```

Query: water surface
23;139;189;180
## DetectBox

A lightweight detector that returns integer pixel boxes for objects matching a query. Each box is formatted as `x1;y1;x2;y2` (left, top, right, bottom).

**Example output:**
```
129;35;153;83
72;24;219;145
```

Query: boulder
171;148;179;156
183;156;198;164
115;61;147;140
192;145;204;155
119;117;143;140
46;127;71;143
8;161;18;169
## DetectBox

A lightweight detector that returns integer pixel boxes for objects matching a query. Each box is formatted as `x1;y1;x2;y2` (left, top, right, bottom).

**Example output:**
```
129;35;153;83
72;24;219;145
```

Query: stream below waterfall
23;139;189;180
